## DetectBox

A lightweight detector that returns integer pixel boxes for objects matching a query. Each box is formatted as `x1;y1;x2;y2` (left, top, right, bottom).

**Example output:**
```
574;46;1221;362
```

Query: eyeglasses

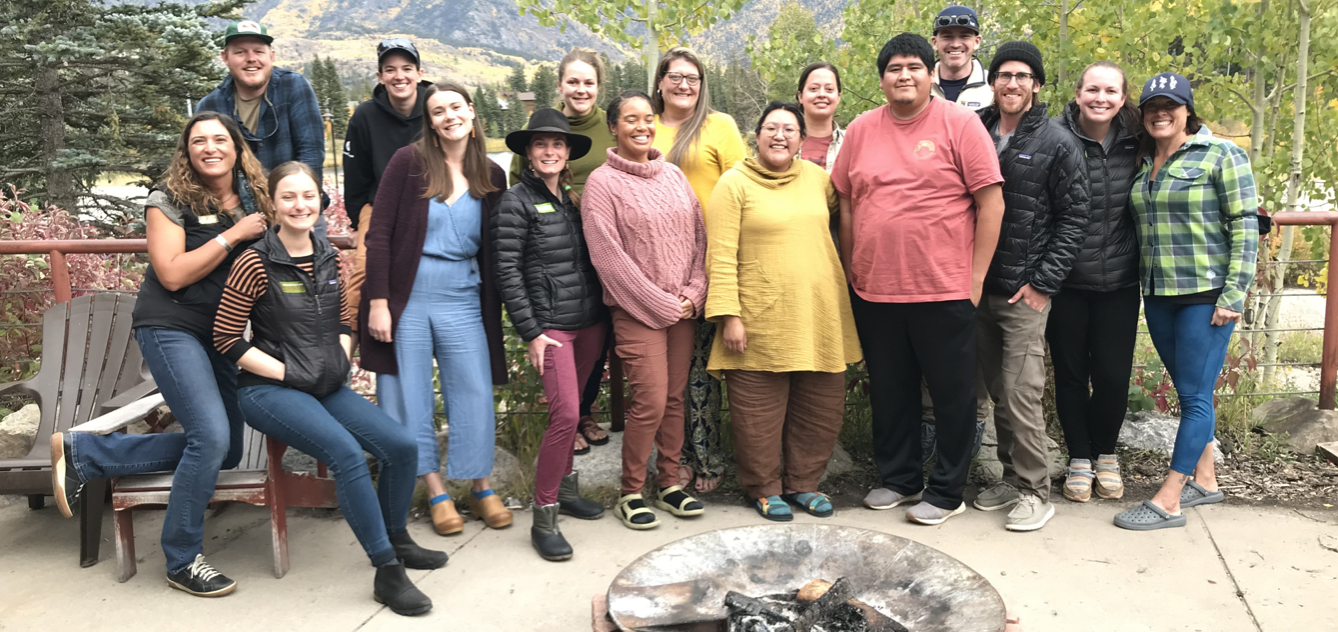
994;72;1035;85
760;124;800;138
936;15;977;29
664;72;702;87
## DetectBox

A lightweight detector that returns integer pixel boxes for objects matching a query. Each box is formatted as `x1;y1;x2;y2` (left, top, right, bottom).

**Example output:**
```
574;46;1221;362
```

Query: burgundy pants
533;323;608;505
611;307;697;495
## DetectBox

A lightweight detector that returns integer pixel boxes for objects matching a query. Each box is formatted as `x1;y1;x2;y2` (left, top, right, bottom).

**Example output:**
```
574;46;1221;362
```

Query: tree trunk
646;2;659;94
1058;0;1069;91
1245;0;1270;351
36;63;75;211
1263;0;1311;387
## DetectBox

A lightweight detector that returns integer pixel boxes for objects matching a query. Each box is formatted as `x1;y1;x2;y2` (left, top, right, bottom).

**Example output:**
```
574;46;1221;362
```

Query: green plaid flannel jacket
1130;127;1258;312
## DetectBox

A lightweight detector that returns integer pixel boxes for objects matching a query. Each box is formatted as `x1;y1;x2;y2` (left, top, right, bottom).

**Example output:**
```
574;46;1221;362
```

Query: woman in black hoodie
216;162;444;616
1048;61;1143;504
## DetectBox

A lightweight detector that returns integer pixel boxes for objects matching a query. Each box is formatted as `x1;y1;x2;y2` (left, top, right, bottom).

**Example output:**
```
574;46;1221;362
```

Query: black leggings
579;322;612;417
1044;285;1141;460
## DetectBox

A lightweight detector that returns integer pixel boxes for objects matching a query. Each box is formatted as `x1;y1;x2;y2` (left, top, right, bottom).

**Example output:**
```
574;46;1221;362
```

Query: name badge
198;214;220;225
967;102;981;107
535;203;556;214
279;281;306;294
1018;154;1033;160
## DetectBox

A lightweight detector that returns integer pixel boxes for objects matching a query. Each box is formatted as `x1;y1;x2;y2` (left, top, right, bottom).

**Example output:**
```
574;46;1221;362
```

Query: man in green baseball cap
197;19;329;236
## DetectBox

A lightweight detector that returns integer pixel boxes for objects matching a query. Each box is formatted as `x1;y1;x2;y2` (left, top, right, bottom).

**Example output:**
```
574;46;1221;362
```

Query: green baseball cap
224;20;273;46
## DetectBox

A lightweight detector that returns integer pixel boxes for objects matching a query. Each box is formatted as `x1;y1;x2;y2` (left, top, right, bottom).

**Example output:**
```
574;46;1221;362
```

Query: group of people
43;4;1259;613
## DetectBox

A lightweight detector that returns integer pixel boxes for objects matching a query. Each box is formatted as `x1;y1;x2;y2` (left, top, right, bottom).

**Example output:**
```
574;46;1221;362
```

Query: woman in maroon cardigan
360;82;511;536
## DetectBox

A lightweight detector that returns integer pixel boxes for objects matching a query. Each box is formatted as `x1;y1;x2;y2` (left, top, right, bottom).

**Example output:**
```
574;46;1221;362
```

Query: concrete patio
1;493;1335;631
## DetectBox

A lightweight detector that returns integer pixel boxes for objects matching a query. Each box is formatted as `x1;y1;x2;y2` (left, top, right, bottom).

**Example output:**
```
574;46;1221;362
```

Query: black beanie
989;41;1045;86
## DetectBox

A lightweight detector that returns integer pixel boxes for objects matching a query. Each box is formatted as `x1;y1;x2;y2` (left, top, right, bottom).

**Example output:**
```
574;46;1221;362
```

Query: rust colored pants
611;307;697;495
346;204;374;332
725;370;846;499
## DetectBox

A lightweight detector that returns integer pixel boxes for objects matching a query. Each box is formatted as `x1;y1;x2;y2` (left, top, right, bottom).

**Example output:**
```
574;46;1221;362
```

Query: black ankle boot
531;503;573;561
389;531;448;569
557;471;604;519
373;562;433;616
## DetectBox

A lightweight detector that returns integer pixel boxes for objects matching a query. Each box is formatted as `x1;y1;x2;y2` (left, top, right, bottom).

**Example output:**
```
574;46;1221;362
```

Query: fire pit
607;524;1006;631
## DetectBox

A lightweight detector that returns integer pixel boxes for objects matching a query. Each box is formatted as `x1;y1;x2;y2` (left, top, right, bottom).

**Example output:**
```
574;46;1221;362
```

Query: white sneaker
1005;494;1055;532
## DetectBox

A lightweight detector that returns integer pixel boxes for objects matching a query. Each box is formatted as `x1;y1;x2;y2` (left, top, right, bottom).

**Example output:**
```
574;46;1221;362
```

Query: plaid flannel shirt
1130;127;1258;312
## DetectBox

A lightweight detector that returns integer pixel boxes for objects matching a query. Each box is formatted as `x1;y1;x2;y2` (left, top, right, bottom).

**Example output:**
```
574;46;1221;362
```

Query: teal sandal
754;495;793;522
782;492;834;518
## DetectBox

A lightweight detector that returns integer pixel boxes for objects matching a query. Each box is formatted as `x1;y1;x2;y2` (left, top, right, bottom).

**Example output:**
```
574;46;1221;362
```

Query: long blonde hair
162;112;271;218
413;82;498;202
652;47;715;168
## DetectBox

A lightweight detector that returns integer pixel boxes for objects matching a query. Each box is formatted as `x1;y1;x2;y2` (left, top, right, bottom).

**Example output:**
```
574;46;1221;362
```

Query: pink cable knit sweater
582;147;708;330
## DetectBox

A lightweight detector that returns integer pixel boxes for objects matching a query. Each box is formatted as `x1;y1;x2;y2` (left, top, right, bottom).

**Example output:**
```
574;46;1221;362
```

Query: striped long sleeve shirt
1130;127;1258;312
214;249;353;361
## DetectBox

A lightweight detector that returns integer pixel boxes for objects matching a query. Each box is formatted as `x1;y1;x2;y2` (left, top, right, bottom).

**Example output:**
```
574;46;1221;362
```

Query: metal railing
1271;211;1338;409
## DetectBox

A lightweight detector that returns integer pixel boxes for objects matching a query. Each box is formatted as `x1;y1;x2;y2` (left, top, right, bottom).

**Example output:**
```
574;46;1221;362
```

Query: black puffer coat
491;169;605;342
978;103;1090;297
1053;101;1141;292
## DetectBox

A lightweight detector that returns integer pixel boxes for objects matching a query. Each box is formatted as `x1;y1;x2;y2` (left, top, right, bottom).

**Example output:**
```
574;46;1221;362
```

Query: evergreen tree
507;65;529;93
502;87;529;135
474;85;494;135
531;64;558;110
705;59;730;115
309;57;348;143
603;62;622;108
0;0;247;218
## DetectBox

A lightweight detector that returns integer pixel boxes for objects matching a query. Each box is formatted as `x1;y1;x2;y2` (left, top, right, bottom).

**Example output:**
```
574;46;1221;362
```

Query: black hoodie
341;80;431;229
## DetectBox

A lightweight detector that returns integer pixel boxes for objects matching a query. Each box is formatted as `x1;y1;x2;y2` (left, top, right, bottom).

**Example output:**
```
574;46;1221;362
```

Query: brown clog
467;491;513;529
430;498;465;535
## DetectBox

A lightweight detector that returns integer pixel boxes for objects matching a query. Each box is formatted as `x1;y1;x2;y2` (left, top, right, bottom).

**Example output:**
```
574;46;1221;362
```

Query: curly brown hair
162;112;272;220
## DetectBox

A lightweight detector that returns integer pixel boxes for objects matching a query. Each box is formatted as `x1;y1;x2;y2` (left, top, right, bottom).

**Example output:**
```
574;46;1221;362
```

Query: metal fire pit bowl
607;524;1006;632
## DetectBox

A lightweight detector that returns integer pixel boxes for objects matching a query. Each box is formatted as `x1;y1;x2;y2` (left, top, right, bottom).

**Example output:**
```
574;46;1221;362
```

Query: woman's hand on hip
1211;307;1243;326
722;315;747;354
527;334;563;376
368;299;393;343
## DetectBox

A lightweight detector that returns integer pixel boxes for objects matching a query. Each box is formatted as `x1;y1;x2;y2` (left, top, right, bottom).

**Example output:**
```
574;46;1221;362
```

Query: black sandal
578;415;610;446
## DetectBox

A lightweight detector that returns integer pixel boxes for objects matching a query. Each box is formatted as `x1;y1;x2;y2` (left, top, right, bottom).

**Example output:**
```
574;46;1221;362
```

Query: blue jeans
70;327;244;573
1143;298;1234;475
239;384;415;566
378;255;495;479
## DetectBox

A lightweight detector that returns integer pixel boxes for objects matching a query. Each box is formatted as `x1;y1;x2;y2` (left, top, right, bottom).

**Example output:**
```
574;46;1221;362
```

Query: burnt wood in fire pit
607;524;1006;631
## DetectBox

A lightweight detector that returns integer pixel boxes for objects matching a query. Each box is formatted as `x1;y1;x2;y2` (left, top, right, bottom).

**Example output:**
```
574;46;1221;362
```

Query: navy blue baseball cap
934;6;980;34
1140;72;1194;110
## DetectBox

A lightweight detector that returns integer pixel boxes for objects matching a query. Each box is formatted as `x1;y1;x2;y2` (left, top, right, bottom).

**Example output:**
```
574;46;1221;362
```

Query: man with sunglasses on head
930;6;993;110
970;41;1089;532
196;20;329;237
342;39;432;335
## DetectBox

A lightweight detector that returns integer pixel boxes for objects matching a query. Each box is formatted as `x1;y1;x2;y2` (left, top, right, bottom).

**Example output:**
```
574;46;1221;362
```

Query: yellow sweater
704;157;862;377
654;112;747;211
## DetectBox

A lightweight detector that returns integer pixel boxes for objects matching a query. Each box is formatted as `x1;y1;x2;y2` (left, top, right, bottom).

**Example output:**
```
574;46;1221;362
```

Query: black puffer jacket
978;103;1090;297
491;169;605;342
1053;101;1141;292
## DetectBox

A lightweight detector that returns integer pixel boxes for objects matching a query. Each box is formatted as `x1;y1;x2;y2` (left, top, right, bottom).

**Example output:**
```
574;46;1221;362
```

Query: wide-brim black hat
505;107;592;161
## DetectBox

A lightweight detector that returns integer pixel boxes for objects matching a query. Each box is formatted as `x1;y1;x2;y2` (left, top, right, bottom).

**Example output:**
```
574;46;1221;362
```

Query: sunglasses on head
378;38;413;53
936;15;977;29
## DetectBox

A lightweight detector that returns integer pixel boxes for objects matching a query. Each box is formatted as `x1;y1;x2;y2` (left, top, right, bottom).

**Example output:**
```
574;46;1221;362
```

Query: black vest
133;185;260;342
245;230;349;397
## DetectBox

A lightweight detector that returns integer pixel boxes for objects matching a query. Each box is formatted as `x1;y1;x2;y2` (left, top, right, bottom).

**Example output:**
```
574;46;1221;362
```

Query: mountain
136;0;848;88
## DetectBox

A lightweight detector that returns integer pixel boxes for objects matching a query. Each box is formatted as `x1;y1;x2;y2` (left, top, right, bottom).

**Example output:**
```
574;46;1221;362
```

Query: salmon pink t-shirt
831;98;1002;303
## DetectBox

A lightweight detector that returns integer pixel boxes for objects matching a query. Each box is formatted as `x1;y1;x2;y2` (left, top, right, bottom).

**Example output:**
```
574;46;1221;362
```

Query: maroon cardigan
359;146;509;384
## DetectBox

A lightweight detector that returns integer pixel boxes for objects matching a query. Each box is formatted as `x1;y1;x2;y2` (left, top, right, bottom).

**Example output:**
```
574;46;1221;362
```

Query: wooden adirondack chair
0;293;158;567
95;426;339;582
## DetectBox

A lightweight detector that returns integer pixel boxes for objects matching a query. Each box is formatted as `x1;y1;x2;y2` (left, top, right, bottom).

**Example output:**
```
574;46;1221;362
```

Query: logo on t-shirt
914;140;936;160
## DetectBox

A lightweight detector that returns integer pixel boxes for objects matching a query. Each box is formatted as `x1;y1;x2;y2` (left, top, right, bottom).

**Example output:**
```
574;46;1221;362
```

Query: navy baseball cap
934;6;980;34
1140;72;1194;110
377;38;420;67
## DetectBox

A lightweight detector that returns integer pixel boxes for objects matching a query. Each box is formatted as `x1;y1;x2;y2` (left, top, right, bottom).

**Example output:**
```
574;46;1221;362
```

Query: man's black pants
851;294;977;510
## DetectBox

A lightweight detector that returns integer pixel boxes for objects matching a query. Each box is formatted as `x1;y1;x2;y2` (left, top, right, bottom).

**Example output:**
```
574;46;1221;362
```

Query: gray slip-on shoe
1179;481;1225;508
905;501;966;525
863;487;921;510
973;482;1021;511
1113;500;1187;531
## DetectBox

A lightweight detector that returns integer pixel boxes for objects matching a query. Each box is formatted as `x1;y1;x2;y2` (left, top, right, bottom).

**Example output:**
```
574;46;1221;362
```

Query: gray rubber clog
1113;500;1187;531
1180;481;1225;508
